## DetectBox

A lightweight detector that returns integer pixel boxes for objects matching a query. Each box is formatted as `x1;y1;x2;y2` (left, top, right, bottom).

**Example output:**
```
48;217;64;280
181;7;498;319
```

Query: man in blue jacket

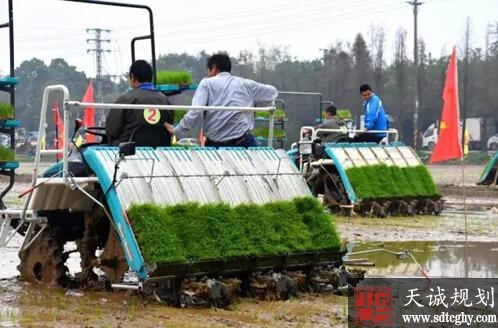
353;84;388;143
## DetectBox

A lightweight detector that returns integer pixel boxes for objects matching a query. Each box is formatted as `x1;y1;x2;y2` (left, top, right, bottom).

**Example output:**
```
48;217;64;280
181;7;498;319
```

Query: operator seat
128;125;171;148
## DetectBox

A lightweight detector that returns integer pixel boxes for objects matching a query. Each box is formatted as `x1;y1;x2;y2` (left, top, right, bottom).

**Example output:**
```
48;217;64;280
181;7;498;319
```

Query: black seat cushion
129;125;171;148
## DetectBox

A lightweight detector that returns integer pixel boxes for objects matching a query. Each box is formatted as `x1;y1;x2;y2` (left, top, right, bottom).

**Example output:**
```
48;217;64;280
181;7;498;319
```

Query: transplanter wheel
99;227;128;283
18;228;67;284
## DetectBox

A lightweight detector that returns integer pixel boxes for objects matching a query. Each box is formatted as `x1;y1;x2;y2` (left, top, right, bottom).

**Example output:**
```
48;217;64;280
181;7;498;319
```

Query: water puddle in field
0;278;22;327
346;240;498;278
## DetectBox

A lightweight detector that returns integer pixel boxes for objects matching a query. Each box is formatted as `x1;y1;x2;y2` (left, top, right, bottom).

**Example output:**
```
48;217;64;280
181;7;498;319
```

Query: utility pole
407;0;423;148
461;18;470;151
86;28;111;103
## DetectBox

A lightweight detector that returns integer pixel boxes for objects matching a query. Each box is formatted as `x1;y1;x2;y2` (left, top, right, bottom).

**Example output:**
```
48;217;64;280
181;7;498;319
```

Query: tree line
3;22;497;147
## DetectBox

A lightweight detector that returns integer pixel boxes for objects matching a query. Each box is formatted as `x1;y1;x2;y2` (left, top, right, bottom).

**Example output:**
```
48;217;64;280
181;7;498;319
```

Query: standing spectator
165;53;278;148
353;84;388;143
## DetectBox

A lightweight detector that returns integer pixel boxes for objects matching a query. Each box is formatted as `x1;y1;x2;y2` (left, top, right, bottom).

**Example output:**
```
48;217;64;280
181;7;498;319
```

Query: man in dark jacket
106;60;172;146
316;105;348;142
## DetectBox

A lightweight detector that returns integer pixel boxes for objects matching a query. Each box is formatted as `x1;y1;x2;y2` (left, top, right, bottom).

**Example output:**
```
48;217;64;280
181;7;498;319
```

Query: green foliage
156;52;209;83
461;152;492;165
173;109;188;124
336;109;352;119
156;70;193;85
253;128;286;139
15;58;90;131
255;108;286;119
346;164;441;200
127;197;341;264
0;146;15;161
13;28;498;146
321;108;352;120
0;102;13;119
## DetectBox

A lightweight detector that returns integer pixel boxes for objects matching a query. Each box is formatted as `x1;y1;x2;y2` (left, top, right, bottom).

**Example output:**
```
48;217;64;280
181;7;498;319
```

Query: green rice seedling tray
127;197;342;265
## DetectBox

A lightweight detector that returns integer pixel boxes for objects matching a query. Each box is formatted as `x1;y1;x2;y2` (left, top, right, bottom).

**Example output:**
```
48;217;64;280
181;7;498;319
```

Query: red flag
53;103;64;160
429;47;462;164
82;80;96;143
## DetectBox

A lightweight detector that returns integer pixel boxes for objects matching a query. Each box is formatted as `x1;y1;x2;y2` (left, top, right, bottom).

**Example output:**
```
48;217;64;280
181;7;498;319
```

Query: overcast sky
0;0;496;78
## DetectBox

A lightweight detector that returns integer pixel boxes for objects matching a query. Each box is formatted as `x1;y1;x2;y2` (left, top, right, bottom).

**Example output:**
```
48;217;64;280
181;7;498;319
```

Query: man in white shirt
164;53;278;147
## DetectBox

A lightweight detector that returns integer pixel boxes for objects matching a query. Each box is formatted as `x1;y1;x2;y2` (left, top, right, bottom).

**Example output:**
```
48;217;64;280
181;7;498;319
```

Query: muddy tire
18;228;67;284
99;227;128;283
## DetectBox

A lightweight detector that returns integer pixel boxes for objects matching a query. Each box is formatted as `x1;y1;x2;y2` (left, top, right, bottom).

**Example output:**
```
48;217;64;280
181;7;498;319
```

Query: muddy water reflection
0;245;21;280
348;241;498;278
0;278;21;326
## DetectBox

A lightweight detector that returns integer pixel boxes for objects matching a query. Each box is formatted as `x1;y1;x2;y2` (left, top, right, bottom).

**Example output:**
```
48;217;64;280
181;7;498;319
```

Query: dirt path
428;164;484;186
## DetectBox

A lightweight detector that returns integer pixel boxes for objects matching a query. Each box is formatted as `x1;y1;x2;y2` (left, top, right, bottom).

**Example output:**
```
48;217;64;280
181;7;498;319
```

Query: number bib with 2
143;108;160;124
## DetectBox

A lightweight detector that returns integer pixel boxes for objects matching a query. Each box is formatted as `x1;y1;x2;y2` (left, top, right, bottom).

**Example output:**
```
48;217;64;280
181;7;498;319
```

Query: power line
13;0;403;58
153;0;392;37
156;3;406;47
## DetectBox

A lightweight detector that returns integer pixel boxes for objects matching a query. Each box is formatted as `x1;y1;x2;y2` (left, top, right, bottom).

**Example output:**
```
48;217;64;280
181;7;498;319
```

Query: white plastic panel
384;146;409;167
220;148;279;204
370;147;395;166
326;144;423;169
396;146;422;166
157;148;221;204
192;149;251;205
87;147;312;210
342;147;368;167
357;148;380;166
329;148;355;169
248;148;311;201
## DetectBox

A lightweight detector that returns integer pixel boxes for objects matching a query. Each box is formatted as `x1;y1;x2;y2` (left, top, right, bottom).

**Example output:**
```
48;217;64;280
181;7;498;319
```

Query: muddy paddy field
0;164;497;327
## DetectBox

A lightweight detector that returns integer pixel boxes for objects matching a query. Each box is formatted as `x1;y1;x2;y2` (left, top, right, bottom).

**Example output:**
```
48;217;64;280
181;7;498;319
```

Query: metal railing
299;126;399;143
33;85;276;183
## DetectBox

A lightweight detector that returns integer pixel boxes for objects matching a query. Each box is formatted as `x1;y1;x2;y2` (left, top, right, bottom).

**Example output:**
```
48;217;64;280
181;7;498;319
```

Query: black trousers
205;132;257;148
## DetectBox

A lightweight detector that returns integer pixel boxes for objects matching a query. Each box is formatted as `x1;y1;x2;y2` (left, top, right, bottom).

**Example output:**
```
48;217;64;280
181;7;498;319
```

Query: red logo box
354;286;392;326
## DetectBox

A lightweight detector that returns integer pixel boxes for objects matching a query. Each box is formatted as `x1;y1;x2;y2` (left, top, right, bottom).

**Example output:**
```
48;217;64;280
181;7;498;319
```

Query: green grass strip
346;164;440;200
321;108;352;120
0;102;13;119
156;70;193;85
254;108;286;119
336;109;352;119
0;145;15;161
253;127;286;139
127;197;341;264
